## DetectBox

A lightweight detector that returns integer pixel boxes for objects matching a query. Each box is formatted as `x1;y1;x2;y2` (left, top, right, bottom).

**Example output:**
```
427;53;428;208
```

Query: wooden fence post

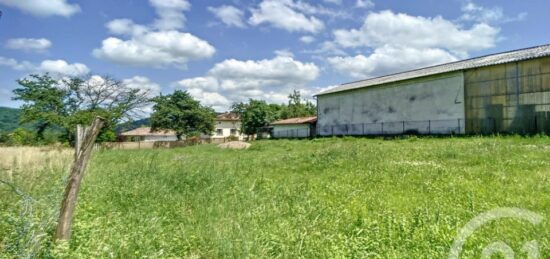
55;116;104;241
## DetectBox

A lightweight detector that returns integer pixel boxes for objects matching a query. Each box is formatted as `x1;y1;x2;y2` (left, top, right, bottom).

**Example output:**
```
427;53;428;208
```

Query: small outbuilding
271;116;317;138
120;127;178;142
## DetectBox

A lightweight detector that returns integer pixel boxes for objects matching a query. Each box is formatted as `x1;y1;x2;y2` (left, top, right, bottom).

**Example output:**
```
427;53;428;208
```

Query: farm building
316;44;550;136
120;127;178;142
271;116;317;138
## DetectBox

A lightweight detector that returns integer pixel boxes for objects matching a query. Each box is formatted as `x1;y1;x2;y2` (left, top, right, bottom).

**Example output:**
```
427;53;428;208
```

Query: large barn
316;44;550;136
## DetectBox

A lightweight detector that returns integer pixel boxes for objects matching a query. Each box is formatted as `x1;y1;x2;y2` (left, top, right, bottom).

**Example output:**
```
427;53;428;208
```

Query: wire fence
317;118;465;137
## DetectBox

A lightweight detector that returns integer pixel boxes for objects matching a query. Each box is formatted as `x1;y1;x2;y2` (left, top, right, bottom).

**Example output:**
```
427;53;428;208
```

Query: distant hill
0;107;21;132
0;106;151;134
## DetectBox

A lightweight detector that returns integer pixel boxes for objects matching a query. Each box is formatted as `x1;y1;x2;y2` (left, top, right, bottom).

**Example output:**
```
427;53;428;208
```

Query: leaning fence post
55;116;105;241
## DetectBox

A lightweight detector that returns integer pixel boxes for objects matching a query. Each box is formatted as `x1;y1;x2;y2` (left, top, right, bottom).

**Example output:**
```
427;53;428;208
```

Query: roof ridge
317;43;550;96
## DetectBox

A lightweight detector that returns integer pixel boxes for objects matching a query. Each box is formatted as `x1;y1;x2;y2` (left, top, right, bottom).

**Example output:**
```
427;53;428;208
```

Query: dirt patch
218;141;251;150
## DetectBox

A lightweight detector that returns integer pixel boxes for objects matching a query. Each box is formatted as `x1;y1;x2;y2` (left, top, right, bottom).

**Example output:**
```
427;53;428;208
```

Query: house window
216;129;223;136
230;129;237;136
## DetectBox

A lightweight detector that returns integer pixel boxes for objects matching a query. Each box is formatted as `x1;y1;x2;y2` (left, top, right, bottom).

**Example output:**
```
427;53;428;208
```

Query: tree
232;99;281;137
12;74;151;143
150;90;215;140
279;90;316;119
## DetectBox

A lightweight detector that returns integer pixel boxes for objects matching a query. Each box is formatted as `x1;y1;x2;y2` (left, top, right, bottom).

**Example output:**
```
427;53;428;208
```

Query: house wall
212;120;243;140
464;57;550;134
273;124;312;138
317;71;466;136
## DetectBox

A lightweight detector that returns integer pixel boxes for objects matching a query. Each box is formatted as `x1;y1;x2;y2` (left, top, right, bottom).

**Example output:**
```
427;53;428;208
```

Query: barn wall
317;72;465;136
273;124;312;138
464;57;550;134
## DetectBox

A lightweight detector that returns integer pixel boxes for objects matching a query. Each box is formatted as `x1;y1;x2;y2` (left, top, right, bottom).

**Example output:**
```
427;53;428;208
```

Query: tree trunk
55;117;104;241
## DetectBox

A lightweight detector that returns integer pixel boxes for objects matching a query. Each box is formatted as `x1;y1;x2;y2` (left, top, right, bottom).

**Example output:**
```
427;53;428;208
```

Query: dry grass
0;147;73;181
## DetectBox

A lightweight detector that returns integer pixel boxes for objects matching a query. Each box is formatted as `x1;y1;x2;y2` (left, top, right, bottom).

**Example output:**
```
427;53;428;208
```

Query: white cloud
356;0;375;8
300;36;315;44
460;1;526;24
93;31;215;68
5;38;52;53
0;56;34;71
0;0;80;17
333;10;499;57
323;0;342;4
122;76;162;98
249;0;325;34
149;0;191;30
38;60;89;77
328;45;458;78
94;1;214;69
0;56;89;77
208;5;246;28
274;49;294;58
174;56;320;111
326;10;501;79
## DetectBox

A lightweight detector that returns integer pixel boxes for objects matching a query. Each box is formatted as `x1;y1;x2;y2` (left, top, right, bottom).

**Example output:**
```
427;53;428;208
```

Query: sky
0;0;548;113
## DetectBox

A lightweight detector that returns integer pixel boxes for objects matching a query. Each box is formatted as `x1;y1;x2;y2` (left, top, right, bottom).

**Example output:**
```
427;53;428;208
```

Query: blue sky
0;0;548;112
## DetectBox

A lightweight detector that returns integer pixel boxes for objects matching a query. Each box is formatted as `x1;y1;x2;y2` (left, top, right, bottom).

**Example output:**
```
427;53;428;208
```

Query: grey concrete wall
273;124;311;138
317;72;466;136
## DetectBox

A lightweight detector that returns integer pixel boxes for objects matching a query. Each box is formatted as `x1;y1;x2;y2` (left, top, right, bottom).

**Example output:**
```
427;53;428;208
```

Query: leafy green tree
150;90;215;140
9;128;36;146
12;74;151;144
279;90;316;119
232;99;281;137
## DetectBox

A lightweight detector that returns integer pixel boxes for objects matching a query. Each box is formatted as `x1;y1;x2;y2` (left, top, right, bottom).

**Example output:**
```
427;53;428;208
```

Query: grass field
1;136;550;258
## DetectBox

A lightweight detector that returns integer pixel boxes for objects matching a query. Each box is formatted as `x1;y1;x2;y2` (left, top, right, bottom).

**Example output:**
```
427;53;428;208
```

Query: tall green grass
1;136;550;257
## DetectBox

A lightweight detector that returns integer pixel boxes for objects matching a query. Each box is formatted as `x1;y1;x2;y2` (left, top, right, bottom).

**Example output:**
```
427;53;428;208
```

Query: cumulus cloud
333;10;499;57
460;0;526;24
249;0;325;33
149;0;190;30
122;76;162;98
328;46;458;78
208;5;246;28
0;0;80;17
93;1;215;68
174;56;320;111
326;10;501;79
5;38;52;53
38;59;89;76
0;56;89;77
323;0;342;4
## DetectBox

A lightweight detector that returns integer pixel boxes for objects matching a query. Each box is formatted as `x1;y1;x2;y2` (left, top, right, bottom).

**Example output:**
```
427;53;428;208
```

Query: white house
120;127;178;142
209;112;244;140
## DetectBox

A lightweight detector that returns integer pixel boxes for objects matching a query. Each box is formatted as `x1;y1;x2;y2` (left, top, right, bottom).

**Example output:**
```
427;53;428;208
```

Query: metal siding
464;56;550;134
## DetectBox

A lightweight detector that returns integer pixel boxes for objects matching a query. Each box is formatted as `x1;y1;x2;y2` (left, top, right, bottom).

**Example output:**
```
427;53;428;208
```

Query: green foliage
232;90;316;137
232;99;281;136
7;128;36;145
279;90;316;119
0;107;22;133
12;74;151;144
150;90;215;140
1;137;550;257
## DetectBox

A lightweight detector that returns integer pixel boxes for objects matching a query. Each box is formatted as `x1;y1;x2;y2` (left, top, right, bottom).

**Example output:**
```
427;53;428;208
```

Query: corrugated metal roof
271;116;317;125
317;44;550;96
120;127;176;136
